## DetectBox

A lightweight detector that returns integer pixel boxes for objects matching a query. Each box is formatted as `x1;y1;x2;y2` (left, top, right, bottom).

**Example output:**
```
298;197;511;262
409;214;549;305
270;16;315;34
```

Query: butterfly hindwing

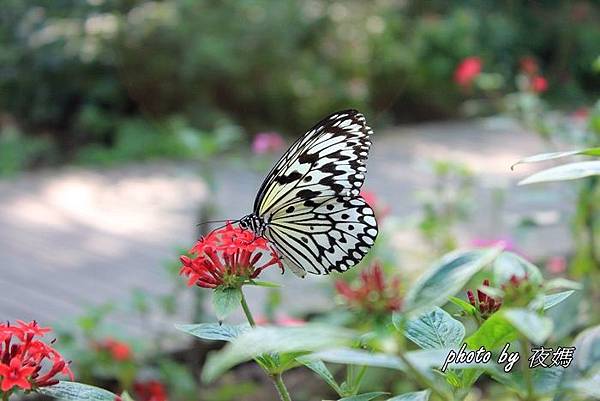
254;110;373;217
265;196;378;275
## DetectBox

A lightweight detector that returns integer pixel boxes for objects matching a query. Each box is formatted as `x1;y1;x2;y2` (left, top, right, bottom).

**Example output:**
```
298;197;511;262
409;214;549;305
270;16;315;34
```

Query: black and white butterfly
238;110;378;277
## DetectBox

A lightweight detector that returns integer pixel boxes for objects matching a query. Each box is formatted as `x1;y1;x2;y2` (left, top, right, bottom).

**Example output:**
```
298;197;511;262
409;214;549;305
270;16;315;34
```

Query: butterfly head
239;213;268;237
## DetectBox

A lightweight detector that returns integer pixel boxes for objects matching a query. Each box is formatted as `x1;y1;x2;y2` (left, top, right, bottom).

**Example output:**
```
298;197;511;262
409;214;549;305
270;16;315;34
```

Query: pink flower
546;256;567;274
454;57;482;87
276;315;305;327
531;76;548;93
254;314;305;327
470;237;518;253
252;132;285;155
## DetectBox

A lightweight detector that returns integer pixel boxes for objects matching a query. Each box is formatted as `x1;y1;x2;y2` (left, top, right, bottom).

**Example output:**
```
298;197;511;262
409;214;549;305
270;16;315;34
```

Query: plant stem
239;288;256;327
272;373;293;401
520;339;535;401
2;391;9;401
239;288;293;401
397;351;450;401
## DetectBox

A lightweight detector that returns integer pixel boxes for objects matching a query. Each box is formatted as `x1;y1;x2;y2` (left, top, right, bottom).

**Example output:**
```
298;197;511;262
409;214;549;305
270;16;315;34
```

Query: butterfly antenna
196;219;232;227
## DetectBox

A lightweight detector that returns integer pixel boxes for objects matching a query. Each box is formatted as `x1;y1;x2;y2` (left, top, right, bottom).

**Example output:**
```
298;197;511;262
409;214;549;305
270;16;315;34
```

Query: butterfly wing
254;109;377;276
254;110;373;217
265;195;378;275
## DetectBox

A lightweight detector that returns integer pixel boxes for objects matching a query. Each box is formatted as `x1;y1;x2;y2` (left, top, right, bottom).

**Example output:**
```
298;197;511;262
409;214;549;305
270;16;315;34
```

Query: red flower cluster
94;338;132;362
519;57;548;93
467;279;502;319
134;380;167;401
454;57;482;87
180;222;283;289
0;321;73;393
335;263;402;314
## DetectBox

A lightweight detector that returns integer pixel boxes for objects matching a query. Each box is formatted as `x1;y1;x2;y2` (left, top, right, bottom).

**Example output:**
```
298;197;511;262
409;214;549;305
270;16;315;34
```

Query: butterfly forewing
254;110;372;217
265;196;378;275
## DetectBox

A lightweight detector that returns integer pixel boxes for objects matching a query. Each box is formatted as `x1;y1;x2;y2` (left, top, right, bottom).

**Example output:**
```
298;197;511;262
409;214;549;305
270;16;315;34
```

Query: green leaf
311;348;486;375
311;348;404;371
465;312;518;350
386;390;431;401
493;252;543;285
249;280;282;288
405;307;465;350
556;325;600;399
544;278;583;291
297;358;342;396
339;392;389;401
212;287;242;321
449;297;477;315
175;323;250;342
511;148;600;169
519;161;600;185
543;291;575;311
120;392;134;401
202;325;355;382
39;382;117;401
404;248;501;314
503;308;553;344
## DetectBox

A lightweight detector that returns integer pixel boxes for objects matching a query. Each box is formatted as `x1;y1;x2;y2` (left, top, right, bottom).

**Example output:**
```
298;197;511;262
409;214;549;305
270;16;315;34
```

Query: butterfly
238;109;378;277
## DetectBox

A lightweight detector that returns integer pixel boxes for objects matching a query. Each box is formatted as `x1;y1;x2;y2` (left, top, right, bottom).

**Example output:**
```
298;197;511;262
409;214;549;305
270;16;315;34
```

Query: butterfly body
241;110;378;277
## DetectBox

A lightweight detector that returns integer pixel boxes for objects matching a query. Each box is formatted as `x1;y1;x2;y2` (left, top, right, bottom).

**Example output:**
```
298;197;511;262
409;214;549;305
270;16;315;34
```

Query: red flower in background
180;222;283;289
546;256;567;275
0;321;73;393
134;380;167;401
454;57;482;87
361;190;390;222
531;76;548;93
520;56;539;75
252;132;285;155
95;338;132;361
335;262;402;314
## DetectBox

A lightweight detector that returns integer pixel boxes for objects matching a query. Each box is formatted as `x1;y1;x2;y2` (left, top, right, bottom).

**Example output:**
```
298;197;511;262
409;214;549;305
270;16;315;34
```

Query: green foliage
403;248;501;314
2;1;599;171
39;382;118;401
212;287;243;322
0;125;54;176
339;392;389;401
386;390;430;401
404;307;465;350
200;325;355;382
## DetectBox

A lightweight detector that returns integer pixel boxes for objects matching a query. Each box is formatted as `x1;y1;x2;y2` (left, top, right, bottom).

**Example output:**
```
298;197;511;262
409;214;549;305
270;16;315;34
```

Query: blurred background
1;1;599;400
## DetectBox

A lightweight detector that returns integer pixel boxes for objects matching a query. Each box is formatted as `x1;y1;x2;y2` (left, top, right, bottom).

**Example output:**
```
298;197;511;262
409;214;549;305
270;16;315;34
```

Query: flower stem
520;339;535;401
239;288;293;401
239;288;256;327
272;373;293;401
2;391;10;401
